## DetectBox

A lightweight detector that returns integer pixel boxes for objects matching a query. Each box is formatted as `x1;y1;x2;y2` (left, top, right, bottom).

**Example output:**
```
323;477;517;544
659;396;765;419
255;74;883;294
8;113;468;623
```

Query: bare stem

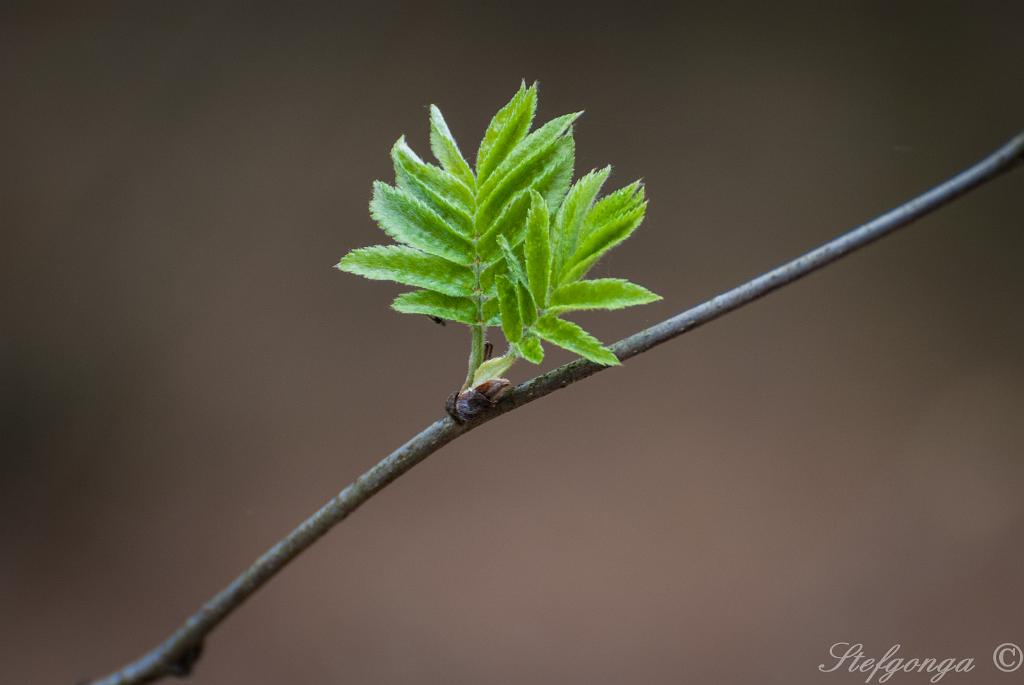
84;132;1024;685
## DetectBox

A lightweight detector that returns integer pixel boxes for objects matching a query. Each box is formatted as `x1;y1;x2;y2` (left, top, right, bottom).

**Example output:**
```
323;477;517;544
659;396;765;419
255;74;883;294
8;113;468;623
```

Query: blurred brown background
3;2;1023;683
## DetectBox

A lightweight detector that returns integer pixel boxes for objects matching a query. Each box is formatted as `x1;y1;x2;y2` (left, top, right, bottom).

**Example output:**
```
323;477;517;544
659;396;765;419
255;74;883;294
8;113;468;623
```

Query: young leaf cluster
337;82;660;388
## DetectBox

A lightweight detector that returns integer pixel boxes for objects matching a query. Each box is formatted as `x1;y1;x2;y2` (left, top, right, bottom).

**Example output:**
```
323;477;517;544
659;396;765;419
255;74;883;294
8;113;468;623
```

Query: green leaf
533;135;575;212
476;82;537;186
578;181;643;244
479;257;504;298
391;137;473;235
337;245;474;297
480;238;525;293
391;290;478;324
472;353;517;385
482;296;500;326
516;336;544;364
559;184;647;284
477;190;531;258
482;238;535;315
479;111;580;198
548;278;661;314
476;135;575;258
497;235;528;285
370;182;474;265
516;280;538;326
533;315;619;366
552;166;610;275
475;112;580;235
523;190;551;306
495;275;522;344
429;105;475;190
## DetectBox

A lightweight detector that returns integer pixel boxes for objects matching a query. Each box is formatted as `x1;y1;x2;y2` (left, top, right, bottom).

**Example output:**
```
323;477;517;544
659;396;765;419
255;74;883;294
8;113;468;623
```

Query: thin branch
85;132;1024;685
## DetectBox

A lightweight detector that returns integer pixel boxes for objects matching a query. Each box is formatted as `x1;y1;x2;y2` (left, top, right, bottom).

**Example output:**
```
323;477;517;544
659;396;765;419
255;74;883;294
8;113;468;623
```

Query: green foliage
495;275;522;344
338;245;473;296
548;278;661;314
337;82;660;387
392;290;477;324
532;315;620;367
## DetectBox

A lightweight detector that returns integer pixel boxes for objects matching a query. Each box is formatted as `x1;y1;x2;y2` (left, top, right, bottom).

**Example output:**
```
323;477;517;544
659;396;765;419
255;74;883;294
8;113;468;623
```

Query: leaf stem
463;323;485;390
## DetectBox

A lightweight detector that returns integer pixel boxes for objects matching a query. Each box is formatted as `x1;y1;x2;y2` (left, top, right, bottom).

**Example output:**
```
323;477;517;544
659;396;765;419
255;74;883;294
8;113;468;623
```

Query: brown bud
474;378;511;402
445;378;511;423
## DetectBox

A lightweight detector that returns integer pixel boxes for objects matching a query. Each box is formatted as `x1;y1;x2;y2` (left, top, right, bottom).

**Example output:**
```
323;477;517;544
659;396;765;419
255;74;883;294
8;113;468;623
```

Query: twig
85;132;1024;685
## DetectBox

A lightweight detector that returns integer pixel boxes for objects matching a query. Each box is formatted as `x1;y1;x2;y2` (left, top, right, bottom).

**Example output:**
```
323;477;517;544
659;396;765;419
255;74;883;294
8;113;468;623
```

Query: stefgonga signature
819;643;975;683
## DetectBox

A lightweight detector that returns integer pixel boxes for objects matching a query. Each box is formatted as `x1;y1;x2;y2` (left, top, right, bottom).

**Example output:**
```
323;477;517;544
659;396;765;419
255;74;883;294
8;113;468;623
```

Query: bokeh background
3;3;1023;683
